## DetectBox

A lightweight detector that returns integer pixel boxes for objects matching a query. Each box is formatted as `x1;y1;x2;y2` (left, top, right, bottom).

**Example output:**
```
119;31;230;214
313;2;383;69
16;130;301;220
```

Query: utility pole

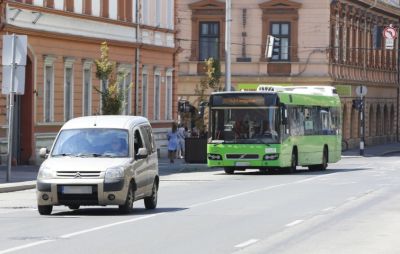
225;0;231;91
135;0;141;115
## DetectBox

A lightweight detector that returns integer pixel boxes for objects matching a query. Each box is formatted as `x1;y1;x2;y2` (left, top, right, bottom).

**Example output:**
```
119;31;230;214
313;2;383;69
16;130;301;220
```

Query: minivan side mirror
39;147;49;159
136;147;148;159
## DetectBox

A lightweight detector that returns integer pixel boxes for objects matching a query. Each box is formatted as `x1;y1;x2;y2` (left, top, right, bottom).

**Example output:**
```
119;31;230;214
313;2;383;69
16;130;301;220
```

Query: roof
61;116;149;130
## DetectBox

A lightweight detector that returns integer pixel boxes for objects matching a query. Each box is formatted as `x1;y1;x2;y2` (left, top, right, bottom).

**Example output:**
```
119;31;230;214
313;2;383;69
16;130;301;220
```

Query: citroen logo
74;172;81;178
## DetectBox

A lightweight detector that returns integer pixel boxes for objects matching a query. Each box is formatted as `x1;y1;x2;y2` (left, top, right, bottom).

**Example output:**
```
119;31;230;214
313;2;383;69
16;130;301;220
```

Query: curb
0;181;36;193
380;150;400;156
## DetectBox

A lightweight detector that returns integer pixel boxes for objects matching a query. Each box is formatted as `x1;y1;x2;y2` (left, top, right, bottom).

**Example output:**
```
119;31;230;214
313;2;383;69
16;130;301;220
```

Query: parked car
36;115;159;215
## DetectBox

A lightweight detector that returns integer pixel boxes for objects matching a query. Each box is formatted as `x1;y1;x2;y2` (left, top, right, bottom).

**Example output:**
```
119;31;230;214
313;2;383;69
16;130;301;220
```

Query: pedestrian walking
167;122;179;163
177;124;187;159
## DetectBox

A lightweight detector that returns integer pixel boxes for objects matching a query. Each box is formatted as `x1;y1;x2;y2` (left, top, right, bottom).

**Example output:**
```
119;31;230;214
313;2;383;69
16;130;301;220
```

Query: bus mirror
282;106;288;125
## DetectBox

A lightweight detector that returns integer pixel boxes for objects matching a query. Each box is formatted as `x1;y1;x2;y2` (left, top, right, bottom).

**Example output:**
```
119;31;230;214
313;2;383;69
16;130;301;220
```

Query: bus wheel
224;167;235;174
288;151;297;173
259;168;268;174
309;148;328;171
320;147;328;171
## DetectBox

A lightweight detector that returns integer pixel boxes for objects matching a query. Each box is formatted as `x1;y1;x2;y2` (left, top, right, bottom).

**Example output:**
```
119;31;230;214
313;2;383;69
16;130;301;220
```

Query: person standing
177;124;186;159
167;122;179;163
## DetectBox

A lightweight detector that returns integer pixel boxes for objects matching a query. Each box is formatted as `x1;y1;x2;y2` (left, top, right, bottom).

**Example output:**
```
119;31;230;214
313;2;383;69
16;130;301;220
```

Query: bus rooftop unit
207;85;342;174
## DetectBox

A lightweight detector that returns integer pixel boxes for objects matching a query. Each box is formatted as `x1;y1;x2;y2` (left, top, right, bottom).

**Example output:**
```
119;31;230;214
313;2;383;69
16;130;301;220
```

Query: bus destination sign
211;94;276;107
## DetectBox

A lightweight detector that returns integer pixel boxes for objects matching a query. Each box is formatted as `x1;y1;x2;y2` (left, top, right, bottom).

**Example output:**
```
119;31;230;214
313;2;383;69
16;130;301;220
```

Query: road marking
322;207;336;212
234;239;259;248
0;214;158;254
285;220;304;227
190;175;328;208
0;174;333;253
0;240;54;254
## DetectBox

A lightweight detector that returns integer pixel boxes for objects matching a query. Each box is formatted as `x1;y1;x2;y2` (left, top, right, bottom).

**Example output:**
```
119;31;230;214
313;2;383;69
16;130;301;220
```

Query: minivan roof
61;116;150;130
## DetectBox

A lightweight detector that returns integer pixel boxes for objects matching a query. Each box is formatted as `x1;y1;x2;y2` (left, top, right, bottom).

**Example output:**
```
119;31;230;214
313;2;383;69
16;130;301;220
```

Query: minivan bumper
36;178;128;206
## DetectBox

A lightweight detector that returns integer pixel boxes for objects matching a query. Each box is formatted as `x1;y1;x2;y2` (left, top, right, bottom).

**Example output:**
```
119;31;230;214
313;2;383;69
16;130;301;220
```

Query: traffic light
178;101;190;113
352;99;363;111
265;35;280;59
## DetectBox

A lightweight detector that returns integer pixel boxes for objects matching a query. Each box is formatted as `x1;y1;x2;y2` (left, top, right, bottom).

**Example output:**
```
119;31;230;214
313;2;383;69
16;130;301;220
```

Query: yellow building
176;0;399;149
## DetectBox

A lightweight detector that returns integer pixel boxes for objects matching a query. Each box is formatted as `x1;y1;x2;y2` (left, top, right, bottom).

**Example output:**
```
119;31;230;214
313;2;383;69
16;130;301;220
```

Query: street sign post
355;85;368;156
2;34;27;182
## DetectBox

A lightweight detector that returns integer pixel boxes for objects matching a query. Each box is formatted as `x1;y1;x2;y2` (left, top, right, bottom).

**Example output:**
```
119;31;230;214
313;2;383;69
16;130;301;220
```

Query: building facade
176;0;400;149
0;0;177;165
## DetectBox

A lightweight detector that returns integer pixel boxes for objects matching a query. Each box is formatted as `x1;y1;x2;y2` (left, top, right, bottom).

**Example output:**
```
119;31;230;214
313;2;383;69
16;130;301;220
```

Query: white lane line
285;220;304;227
0;173;331;254
346;196;356;201
0;214;158;254
234;239;259;248
0;240;54;254
190;174;327;208
61;214;159;238
322;206;336;212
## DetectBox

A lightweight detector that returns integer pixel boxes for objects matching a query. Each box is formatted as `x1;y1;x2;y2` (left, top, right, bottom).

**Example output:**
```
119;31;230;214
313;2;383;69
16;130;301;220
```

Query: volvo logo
74;172;81;178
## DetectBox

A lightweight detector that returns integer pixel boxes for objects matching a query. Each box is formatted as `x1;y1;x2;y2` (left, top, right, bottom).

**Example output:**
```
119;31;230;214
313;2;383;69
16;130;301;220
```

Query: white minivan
36;116;159;215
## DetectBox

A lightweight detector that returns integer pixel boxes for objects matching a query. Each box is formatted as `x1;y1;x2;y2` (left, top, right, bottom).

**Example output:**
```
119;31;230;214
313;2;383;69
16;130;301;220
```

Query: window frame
153;69;161;120
165;70;173;120
198;21;220;61
64;58;75;121
269;22;291;62
82;60;92;116
43;56;55;123
142;67;148;117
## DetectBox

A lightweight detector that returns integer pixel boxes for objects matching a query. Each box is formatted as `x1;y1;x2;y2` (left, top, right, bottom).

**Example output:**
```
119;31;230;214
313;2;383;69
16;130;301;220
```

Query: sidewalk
0;142;399;193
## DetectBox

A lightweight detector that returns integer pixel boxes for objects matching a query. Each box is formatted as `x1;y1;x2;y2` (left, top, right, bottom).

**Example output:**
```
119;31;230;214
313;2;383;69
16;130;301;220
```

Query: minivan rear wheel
144;181;158;209
38;205;53;215
119;183;134;214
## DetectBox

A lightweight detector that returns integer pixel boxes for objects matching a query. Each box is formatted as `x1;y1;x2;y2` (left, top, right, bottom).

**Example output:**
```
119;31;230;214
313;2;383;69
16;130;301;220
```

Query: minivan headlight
104;167;125;183
37;166;55;179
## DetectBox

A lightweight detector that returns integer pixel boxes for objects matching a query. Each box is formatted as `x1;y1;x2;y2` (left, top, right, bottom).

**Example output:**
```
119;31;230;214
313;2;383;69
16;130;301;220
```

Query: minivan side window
134;129;144;159
144;126;155;153
140;126;152;153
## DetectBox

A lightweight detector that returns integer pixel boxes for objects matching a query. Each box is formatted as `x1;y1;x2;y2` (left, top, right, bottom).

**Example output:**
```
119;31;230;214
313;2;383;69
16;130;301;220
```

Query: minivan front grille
57;185;98;205
56;171;101;178
226;154;259;160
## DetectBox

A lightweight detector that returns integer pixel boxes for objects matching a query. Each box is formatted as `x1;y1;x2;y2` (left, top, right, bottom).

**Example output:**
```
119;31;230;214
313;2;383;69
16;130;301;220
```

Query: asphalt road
0;155;400;254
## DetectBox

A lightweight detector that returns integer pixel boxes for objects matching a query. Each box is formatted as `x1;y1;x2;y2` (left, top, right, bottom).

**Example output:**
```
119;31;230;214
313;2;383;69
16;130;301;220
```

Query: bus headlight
208;154;222;160
263;154;279;160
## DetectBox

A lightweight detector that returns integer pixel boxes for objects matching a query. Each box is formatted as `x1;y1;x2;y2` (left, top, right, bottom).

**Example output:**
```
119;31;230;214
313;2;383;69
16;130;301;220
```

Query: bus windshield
210;107;280;144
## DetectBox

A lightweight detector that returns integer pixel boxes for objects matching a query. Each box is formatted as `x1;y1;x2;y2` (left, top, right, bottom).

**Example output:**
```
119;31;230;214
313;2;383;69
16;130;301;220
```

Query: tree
94;42;128;115
191;58;222;135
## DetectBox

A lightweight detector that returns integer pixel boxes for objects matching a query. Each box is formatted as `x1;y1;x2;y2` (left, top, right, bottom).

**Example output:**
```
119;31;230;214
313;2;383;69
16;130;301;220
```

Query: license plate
235;162;250;167
62;186;92;194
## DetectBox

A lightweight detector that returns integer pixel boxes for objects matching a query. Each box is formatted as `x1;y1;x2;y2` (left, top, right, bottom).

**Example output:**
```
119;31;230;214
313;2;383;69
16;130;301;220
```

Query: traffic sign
383;25;397;39
385;37;394;50
2;35;27;66
355;85;368;97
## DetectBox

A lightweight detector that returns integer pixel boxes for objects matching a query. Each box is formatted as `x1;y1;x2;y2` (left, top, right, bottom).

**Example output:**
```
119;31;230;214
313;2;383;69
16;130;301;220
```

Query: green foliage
94;42;131;115
205;58;222;91
192;57;222;133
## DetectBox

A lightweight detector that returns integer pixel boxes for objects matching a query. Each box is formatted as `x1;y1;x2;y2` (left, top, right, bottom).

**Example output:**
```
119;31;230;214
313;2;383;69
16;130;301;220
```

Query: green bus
206;85;342;174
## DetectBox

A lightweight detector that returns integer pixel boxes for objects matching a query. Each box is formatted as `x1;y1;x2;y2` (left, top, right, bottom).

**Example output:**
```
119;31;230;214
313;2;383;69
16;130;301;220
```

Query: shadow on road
214;167;373;176
50;207;187;217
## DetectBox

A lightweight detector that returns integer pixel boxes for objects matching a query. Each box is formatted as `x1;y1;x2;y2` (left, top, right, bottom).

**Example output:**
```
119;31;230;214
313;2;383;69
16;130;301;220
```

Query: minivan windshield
51;129;129;158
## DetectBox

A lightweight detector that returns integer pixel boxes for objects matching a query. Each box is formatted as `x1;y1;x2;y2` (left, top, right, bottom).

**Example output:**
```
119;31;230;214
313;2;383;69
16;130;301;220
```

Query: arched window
368;105;374;137
383;105;388;135
376;105;381;136
390;105;395;135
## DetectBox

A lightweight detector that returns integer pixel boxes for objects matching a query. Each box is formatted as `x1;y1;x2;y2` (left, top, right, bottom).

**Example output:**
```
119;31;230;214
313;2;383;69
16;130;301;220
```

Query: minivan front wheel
119;183;135;214
38;205;53;215
144;181;158;209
